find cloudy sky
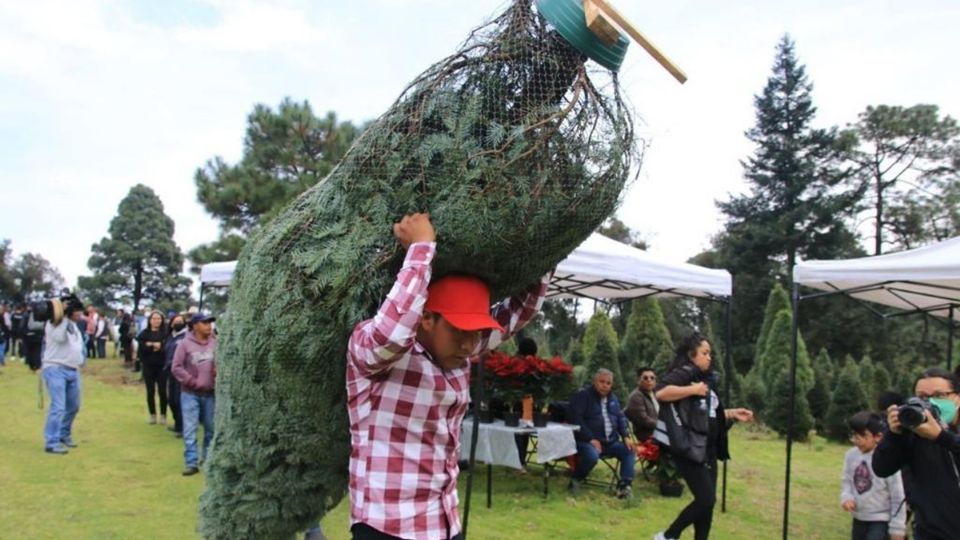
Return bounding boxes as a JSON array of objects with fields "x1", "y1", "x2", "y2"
[{"x1": 1, "y1": 0, "x2": 958, "y2": 293}]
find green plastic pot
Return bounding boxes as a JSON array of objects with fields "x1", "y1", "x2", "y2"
[{"x1": 535, "y1": 0, "x2": 629, "y2": 71}]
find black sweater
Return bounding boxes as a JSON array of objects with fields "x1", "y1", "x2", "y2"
[
  {"x1": 136, "y1": 329, "x2": 167, "y2": 367},
  {"x1": 873, "y1": 426, "x2": 960, "y2": 540}
]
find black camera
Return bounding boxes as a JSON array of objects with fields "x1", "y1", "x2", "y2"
[
  {"x1": 898, "y1": 397, "x2": 941, "y2": 430},
  {"x1": 29, "y1": 290, "x2": 85, "y2": 324}
]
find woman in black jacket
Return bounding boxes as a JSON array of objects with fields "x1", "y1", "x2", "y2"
[
  {"x1": 163, "y1": 313, "x2": 189, "y2": 436},
  {"x1": 653, "y1": 333, "x2": 753, "y2": 540},
  {"x1": 137, "y1": 311, "x2": 168, "y2": 425}
]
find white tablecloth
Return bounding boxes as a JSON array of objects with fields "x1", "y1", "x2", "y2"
[{"x1": 460, "y1": 419, "x2": 578, "y2": 469}]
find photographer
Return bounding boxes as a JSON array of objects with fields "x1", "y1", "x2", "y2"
[
  {"x1": 40, "y1": 294, "x2": 86, "y2": 454},
  {"x1": 873, "y1": 367, "x2": 960, "y2": 540}
]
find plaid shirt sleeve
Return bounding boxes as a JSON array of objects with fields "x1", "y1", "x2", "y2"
[
  {"x1": 348, "y1": 242, "x2": 434, "y2": 377},
  {"x1": 476, "y1": 273, "x2": 550, "y2": 354}
]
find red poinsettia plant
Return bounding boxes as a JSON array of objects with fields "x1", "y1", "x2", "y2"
[
  {"x1": 475, "y1": 350, "x2": 574, "y2": 409},
  {"x1": 636, "y1": 438, "x2": 680, "y2": 485}
]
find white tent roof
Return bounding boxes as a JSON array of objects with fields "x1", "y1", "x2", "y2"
[
  {"x1": 550, "y1": 233, "x2": 732, "y2": 301},
  {"x1": 198, "y1": 233, "x2": 733, "y2": 301},
  {"x1": 793, "y1": 236, "x2": 960, "y2": 319},
  {"x1": 199, "y1": 261, "x2": 237, "y2": 287}
]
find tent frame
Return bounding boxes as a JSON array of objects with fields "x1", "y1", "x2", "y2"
[
  {"x1": 782, "y1": 282, "x2": 959, "y2": 539},
  {"x1": 462, "y1": 285, "x2": 735, "y2": 540}
]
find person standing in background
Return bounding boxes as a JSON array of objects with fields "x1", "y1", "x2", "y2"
[
  {"x1": 137, "y1": 311, "x2": 168, "y2": 425},
  {"x1": 164, "y1": 313, "x2": 189, "y2": 438},
  {"x1": 172, "y1": 312, "x2": 218, "y2": 476}
]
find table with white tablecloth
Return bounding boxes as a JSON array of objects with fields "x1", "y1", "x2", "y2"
[{"x1": 460, "y1": 418, "x2": 579, "y2": 506}]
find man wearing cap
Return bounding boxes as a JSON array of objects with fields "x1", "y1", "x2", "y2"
[
  {"x1": 346, "y1": 213, "x2": 548, "y2": 540},
  {"x1": 171, "y1": 312, "x2": 218, "y2": 476}
]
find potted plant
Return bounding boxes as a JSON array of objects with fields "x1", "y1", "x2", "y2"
[
  {"x1": 476, "y1": 351, "x2": 574, "y2": 427},
  {"x1": 636, "y1": 438, "x2": 684, "y2": 497}
]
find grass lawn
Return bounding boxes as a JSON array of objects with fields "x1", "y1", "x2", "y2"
[{"x1": 0, "y1": 353, "x2": 850, "y2": 539}]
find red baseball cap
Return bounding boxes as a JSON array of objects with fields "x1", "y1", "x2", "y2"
[{"x1": 425, "y1": 275, "x2": 505, "y2": 332}]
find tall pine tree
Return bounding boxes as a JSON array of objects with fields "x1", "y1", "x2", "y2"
[
  {"x1": 714, "y1": 34, "x2": 861, "y2": 376},
  {"x1": 620, "y1": 297, "x2": 674, "y2": 379},
  {"x1": 807, "y1": 349, "x2": 835, "y2": 431},
  {"x1": 582, "y1": 310, "x2": 625, "y2": 399},
  {"x1": 824, "y1": 362, "x2": 869, "y2": 442},
  {"x1": 79, "y1": 185, "x2": 191, "y2": 311}
]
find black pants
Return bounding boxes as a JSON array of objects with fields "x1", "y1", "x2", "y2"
[
  {"x1": 86, "y1": 337, "x2": 97, "y2": 358},
  {"x1": 23, "y1": 339, "x2": 43, "y2": 371},
  {"x1": 166, "y1": 368, "x2": 182, "y2": 432},
  {"x1": 852, "y1": 519, "x2": 888, "y2": 540},
  {"x1": 142, "y1": 363, "x2": 168, "y2": 416},
  {"x1": 351, "y1": 523, "x2": 462, "y2": 540},
  {"x1": 665, "y1": 455, "x2": 718, "y2": 540}
]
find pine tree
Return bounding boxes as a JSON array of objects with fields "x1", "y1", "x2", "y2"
[
  {"x1": 78, "y1": 185, "x2": 191, "y2": 311},
  {"x1": 583, "y1": 310, "x2": 625, "y2": 399},
  {"x1": 759, "y1": 310, "x2": 814, "y2": 397},
  {"x1": 620, "y1": 297, "x2": 674, "y2": 380},
  {"x1": 741, "y1": 371, "x2": 767, "y2": 419},
  {"x1": 824, "y1": 362, "x2": 869, "y2": 442},
  {"x1": 755, "y1": 283, "x2": 791, "y2": 367},
  {"x1": 756, "y1": 308, "x2": 814, "y2": 430},
  {"x1": 873, "y1": 364, "x2": 892, "y2": 407},
  {"x1": 807, "y1": 349, "x2": 835, "y2": 431},
  {"x1": 765, "y1": 366, "x2": 815, "y2": 440},
  {"x1": 859, "y1": 355, "x2": 877, "y2": 406}
]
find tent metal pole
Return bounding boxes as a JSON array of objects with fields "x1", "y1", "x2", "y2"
[
  {"x1": 722, "y1": 296, "x2": 733, "y2": 513},
  {"x1": 198, "y1": 284, "x2": 205, "y2": 312},
  {"x1": 948, "y1": 305, "x2": 955, "y2": 371},
  {"x1": 463, "y1": 353, "x2": 486, "y2": 539},
  {"x1": 783, "y1": 283, "x2": 801, "y2": 540}
]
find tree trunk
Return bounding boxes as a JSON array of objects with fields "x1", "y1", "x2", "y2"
[
  {"x1": 133, "y1": 262, "x2": 143, "y2": 312},
  {"x1": 875, "y1": 176, "x2": 884, "y2": 255}
]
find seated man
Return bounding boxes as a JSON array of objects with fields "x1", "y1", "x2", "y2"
[{"x1": 566, "y1": 368, "x2": 636, "y2": 498}]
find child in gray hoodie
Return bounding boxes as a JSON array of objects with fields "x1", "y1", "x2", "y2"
[{"x1": 841, "y1": 411, "x2": 906, "y2": 540}]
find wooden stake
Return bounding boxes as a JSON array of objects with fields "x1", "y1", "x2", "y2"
[
  {"x1": 584, "y1": 1, "x2": 621, "y2": 46},
  {"x1": 584, "y1": 0, "x2": 687, "y2": 84}
]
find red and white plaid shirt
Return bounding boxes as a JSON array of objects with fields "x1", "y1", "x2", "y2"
[{"x1": 347, "y1": 242, "x2": 547, "y2": 540}]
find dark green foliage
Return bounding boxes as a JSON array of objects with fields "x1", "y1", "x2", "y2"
[
  {"x1": 78, "y1": 185, "x2": 191, "y2": 311},
  {"x1": 712, "y1": 35, "x2": 862, "y2": 377},
  {"x1": 582, "y1": 311, "x2": 626, "y2": 399},
  {"x1": 757, "y1": 310, "x2": 814, "y2": 400},
  {"x1": 585, "y1": 325, "x2": 626, "y2": 402},
  {"x1": 808, "y1": 349, "x2": 834, "y2": 430},
  {"x1": 765, "y1": 366, "x2": 815, "y2": 441},
  {"x1": 198, "y1": 3, "x2": 638, "y2": 538},
  {"x1": 741, "y1": 372, "x2": 767, "y2": 418},
  {"x1": 758, "y1": 310, "x2": 814, "y2": 434},
  {"x1": 824, "y1": 363, "x2": 869, "y2": 442},
  {"x1": 755, "y1": 283, "x2": 791, "y2": 367},
  {"x1": 541, "y1": 299, "x2": 583, "y2": 358},
  {"x1": 10, "y1": 252, "x2": 64, "y2": 302},
  {"x1": 620, "y1": 297, "x2": 674, "y2": 379},
  {"x1": 0, "y1": 240, "x2": 15, "y2": 302},
  {"x1": 859, "y1": 355, "x2": 876, "y2": 405},
  {"x1": 872, "y1": 364, "x2": 892, "y2": 407},
  {"x1": 848, "y1": 104, "x2": 960, "y2": 254},
  {"x1": 195, "y1": 100, "x2": 363, "y2": 235}
]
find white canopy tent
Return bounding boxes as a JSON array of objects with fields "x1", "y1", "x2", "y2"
[
  {"x1": 550, "y1": 232, "x2": 731, "y2": 301},
  {"x1": 780, "y1": 236, "x2": 960, "y2": 539},
  {"x1": 198, "y1": 233, "x2": 733, "y2": 300},
  {"x1": 199, "y1": 261, "x2": 238, "y2": 287}
]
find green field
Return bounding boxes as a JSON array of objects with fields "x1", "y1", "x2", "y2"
[{"x1": 0, "y1": 354, "x2": 849, "y2": 539}]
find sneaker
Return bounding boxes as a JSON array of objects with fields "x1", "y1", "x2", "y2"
[
  {"x1": 159, "y1": 416, "x2": 167, "y2": 426},
  {"x1": 148, "y1": 415, "x2": 157, "y2": 425},
  {"x1": 617, "y1": 485, "x2": 633, "y2": 500},
  {"x1": 567, "y1": 478, "x2": 584, "y2": 496},
  {"x1": 182, "y1": 466, "x2": 199, "y2": 476},
  {"x1": 174, "y1": 431, "x2": 183, "y2": 439},
  {"x1": 653, "y1": 533, "x2": 675, "y2": 540},
  {"x1": 60, "y1": 438, "x2": 77, "y2": 448},
  {"x1": 45, "y1": 445, "x2": 69, "y2": 455}
]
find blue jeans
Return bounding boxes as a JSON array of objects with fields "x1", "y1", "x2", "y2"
[
  {"x1": 181, "y1": 391, "x2": 215, "y2": 467},
  {"x1": 573, "y1": 439, "x2": 635, "y2": 486},
  {"x1": 43, "y1": 366, "x2": 81, "y2": 448},
  {"x1": 0, "y1": 339, "x2": 6, "y2": 364}
]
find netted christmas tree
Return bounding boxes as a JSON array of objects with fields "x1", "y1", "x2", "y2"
[{"x1": 198, "y1": 1, "x2": 640, "y2": 538}]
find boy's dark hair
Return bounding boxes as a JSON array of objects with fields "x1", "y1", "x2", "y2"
[
  {"x1": 916, "y1": 367, "x2": 959, "y2": 393},
  {"x1": 848, "y1": 410, "x2": 884, "y2": 436},
  {"x1": 877, "y1": 390, "x2": 905, "y2": 411},
  {"x1": 636, "y1": 366, "x2": 654, "y2": 378},
  {"x1": 517, "y1": 337, "x2": 538, "y2": 356}
]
